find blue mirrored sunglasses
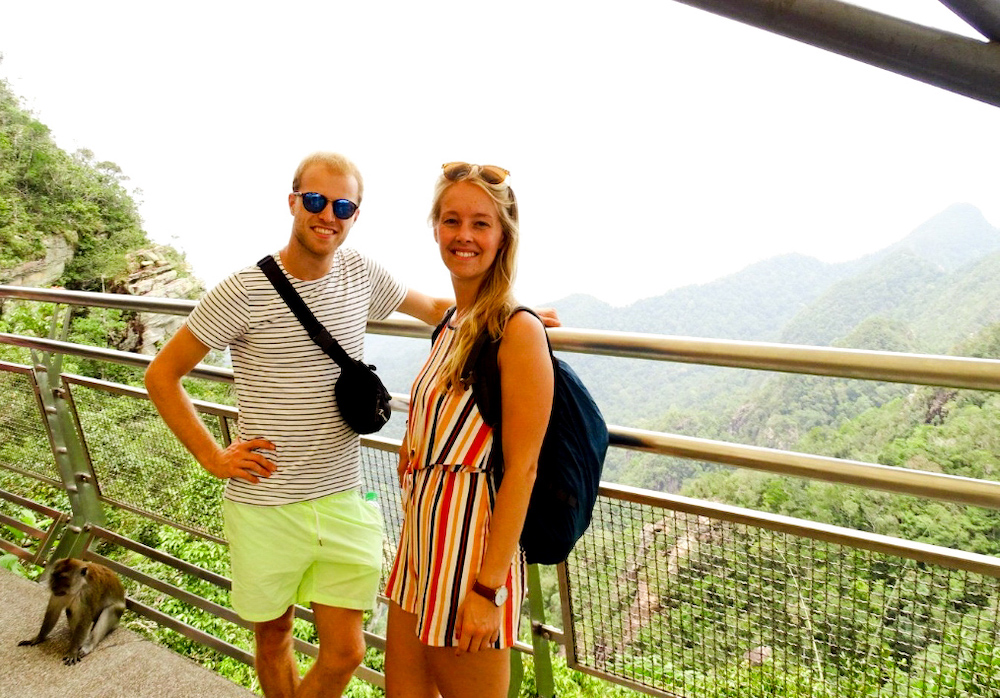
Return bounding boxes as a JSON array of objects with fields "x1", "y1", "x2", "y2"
[{"x1": 293, "y1": 192, "x2": 359, "y2": 219}]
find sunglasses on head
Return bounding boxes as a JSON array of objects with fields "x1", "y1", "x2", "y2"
[
  {"x1": 441, "y1": 162, "x2": 510, "y2": 185},
  {"x1": 293, "y1": 192, "x2": 359, "y2": 219}
]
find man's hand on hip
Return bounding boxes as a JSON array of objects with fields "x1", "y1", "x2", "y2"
[{"x1": 205, "y1": 437, "x2": 277, "y2": 483}]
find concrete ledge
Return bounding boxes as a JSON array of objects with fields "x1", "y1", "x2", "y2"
[{"x1": 0, "y1": 568, "x2": 256, "y2": 697}]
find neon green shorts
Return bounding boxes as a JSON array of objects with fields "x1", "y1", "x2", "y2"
[{"x1": 223, "y1": 490, "x2": 384, "y2": 622}]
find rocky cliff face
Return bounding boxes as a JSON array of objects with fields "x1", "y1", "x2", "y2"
[
  {"x1": 120, "y1": 247, "x2": 203, "y2": 355},
  {"x1": 2, "y1": 235, "x2": 75, "y2": 287},
  {"x1": 2, "y1": 236, "x2": 203, "y2": 355}
]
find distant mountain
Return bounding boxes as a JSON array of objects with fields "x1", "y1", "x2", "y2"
[
  {"x1": 778, "y1": 249, "x2": 945, "y2": 346},
  {"x1": 779, "y1": 204, "x2": 1000, "y2": 350},
  {"x1": 555, "y1": 253, "x2": 850, "y2": 341},
  {"x1": 545, "y1": 294, "x2": 614, "y2": 327},
  {"x1": 540, "y1": 203, "x2": 1000, "y2": 438},
  {"x1": 873, "y1": 203, "x2": 1000, "y2": 272},
  {"x1": 551, "y1": 203, "x2": 1000, "y2": 345}
]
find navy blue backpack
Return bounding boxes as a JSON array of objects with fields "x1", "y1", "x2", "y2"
[{"x1": 433, "y1": 307, "x2": 609, "y2": 565}]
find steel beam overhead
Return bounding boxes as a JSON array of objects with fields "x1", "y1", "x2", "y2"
[
  {"x1": 670, "y1": 0, "x2": 1000, "y2": 107},
  {"x1": 940, "y1": 0, "x2": 1000, "y2": 42}
]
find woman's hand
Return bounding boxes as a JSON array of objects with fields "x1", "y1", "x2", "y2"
[
  {"x1": 397, "y1": 439, "x2": 410, "y2": 487},
  {"x1": 453, "y1": 592, "x2": 502, "y2": 654},
  {"x1": 396, "y1": 432, "x2": 410, "y2": 488}
]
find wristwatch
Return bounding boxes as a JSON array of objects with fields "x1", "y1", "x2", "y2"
[{"x1": 472, "y1": 580, "x2": 509, "y2": 607}]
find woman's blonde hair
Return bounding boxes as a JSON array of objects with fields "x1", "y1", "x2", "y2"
[{"x1": 430, "y1": 166, "x2": 520, "y2": 392}]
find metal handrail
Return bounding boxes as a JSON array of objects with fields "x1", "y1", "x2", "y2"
[
  {"x1": 0, "y1": 284, "x2": 197, "y2": 315},
  {"x1": 62, "y1": 373, "x2": 238, "y2": 417},
  {"x1": 606, "y1": 482, "x2": 1000, "y2": 578},
  {"x1": 0, "y1": 333, "x2": 231, "y2": 382},
  {"x1": 615, "y1": 426, "x2": 1000, "y2": 510},
  {"x1": 6, "y1": 323, "x2": 1000, "y2": 512},
  {"x1": 5, "y1": 283, "x2": 1000, "y2": 389}
]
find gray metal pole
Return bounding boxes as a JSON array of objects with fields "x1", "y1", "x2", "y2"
[
  {"x1": 669, "y1": 0, "x2": 1000, "y2": 107},
  {"x1": 939, "y1": 0, "x2": 1000, "y2": 42}
]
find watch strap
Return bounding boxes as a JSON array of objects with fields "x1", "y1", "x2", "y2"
[{"x1": 472, "y1": 580, "x2": 503, "y2": 605}]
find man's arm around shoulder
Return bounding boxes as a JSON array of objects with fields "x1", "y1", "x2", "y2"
[
  {"x1": 397, "y1": 289, "x2": 562, "y2": 328},
  {"x1": 397, "y1": 289, "x2": 452, "y2": 326},
  {"x1": 144, "y1": 326, "x2": 276, "y2": 484}
]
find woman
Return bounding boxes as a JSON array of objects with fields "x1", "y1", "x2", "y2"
[{"x1": 384, "y1": 162, "x2": 555, "y2": 697}]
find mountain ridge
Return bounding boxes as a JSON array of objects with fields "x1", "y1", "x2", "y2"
[{"x1": 546, "y1": 202, "x2": 999, "y2": 340}]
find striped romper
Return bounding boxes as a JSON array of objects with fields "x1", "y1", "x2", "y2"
[{"x1": 385, "y1": 323, "x2": 526, "y2": 648}]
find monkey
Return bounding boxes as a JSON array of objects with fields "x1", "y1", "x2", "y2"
[{"x1": 18, "y1": 558, "x2": 126, "y2": 665}]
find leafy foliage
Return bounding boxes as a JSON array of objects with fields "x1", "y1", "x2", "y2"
[{"x1": 0, "y1": 77, "x2": 150, "y2": 287}]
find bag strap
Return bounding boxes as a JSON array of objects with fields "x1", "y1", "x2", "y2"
[
  {"x1": 461, "y1": 306, "x2": 550, "y2": 380},
  {"x1": 431, "y1": 306, "x2": 457, "y2": 344},
  {"x1": 460, "y1": 306, "x2": 551, "y2": 421},
  {"x1": 256, "y1": 255, "x2": 353, "y2": 368},
  {"x1": 459, "y1": 306, "x2": 549, "y2": 482},
  {"x1": 460, "y1": 322, "x2": 493, "y2": 390}
]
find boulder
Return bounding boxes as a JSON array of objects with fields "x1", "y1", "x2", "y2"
[
  {"x1": 123, "y1": 246, "x2": 203, "y2": 355},
  {"x1": 2, "y1": 234, "x2": 74, "y2": 287}
]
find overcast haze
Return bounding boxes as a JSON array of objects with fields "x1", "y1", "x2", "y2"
[{"x1": 1, "y1": 1, "x2": 997, "y2": 306}]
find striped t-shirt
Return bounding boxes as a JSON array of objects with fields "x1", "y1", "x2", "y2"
[{"x1": 185, "y1": 248, "x2": 407, "y2": 506}]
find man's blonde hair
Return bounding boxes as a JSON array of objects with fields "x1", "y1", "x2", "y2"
[{"x1": 292, "y1": 152, "x2": 364, "y2": 203}]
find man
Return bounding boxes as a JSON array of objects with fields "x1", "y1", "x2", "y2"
[{"x1": 145, "y1": 152, "x2": 455, "y2": 697}]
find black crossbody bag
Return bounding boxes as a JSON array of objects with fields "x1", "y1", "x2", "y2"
[{"x1": 257, "y1": 255, "x2": 392, "y2": 435}]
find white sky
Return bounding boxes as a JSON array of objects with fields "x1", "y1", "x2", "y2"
[{"x1": 1, "y1": 1, "x2": 997, "y2": 306}]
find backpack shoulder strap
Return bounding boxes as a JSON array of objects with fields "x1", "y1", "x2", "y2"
[
  {"x1": 463, "y1": 306, "x2": 548, "y2": 427},
  {"x1": 508, "y1": 306, "x2": 554, "y2": 355},
  {"x1": 431, "y1": 306, "x2": 457, "y2": 344},
  {"x1": 462, "y1": 321, "x2": 500, "y2": 426}
]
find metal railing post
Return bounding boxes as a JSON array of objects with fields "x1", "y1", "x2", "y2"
[
  {"x1": 556, "y1": 561, "x2": 579, "y2": 671},
  {"x1": 507, "y1": 649, "x2": 524, "y2": 698},
  {"x1": 29, "y1": 305, "x2": 105, "y2": 561},
  {"x1": 526, "y1": 564, "x2": 556, "y2": 697}
]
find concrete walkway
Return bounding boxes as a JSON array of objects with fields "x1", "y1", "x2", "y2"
[{"x1": 0, "y1": 568, "x2": 257, "y2": 698}]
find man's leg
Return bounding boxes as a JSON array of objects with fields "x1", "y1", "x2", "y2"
[
  {"x1": 295, "y1": 603, "x2": 366, "y2": 698},
  {"x1": 255, "y1": 606, "x2": 299, "y2": 698}
]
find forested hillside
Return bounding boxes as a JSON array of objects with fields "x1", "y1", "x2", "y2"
[
  {"x1": 0, "y1": 74, "x2": 201, "y2": 362},
  {"x1": 0, "y1": 75, "x2": 149, "y2": 288},
  {"x1": 684, "y1": 322, "x2": 1000, "y2": 554}
]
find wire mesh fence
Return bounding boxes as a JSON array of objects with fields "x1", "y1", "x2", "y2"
[
  {"x1": 0, "y1": 365, "x2": 58, "y2": 484},
  {"x1": 566, "y1": 495, "x2": 1000, "y2": 698},
  {"x1": 65, "y1": 381, "x2": 229, "y2": 540},
  {"x1": 7, "y1": 359, "x2": 1000, "y2": 698},
  {"x1": 360, "y1": 442, "x2": 404, "y2": 585}
]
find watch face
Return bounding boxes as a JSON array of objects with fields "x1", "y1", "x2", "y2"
[{"x1": 494, "y1": 586, "x2": 509, "y2": 606}]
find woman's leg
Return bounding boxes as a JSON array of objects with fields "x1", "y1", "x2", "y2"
[
  {"x1": 385, "y1": 601, "x2": 439, "y2": 698},
  {"x1": 426, "y1": 645, "x2": 510, "y2": 698}
]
